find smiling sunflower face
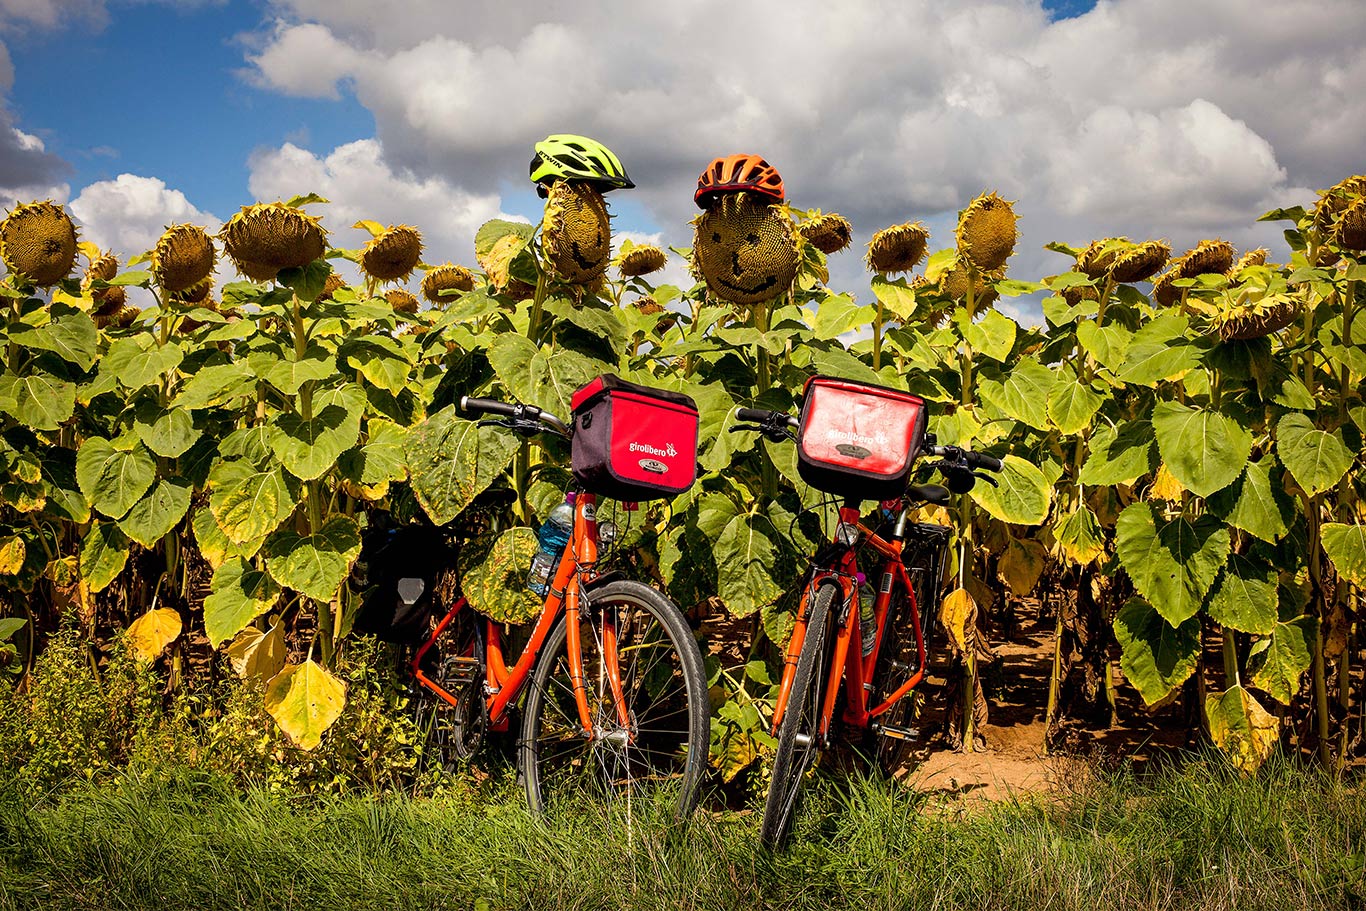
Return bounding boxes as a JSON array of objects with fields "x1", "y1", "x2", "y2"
[
  {"x1": 691, "y1": 193, "x2": 798, "y2": 306},
  {"x1": 542, "y1": 180, "x2": 612, "y2": 284}
]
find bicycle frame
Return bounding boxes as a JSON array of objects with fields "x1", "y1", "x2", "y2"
[
  {"x1": 410, "y1": 492, "x2": 632, "y2": 737},
  {"x1": 770, "y1": 502, "x2": 929, "y2": 741}
]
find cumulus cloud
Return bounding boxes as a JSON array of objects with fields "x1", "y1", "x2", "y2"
[
  {"x1": 68, "y1": 173, "x2": 221, "y2": 258},
  {"x1": 236, "y1": 0, "x2": 1365, "y2": 316}
]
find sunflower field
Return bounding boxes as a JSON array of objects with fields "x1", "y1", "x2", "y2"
[{"x1": 0, "y1": 169, "x2": 1363, "y2": 785}]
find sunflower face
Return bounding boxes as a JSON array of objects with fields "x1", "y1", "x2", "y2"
[
  {"x1": 421, "y1": 263, "x2": 475, "y2": 304},
  {"x1": 955, "y1": 192, "x2": 1017, "y2": 271},
  {"x1": 865, "y1": 222, "x2": 930, "y2": 274},
  {"x1": 220, "y1": 202, "x2": 326, "y2": 283},
  {"x1": 0, "y1": 200, "x2": 79, "y2": 286},
  {"x1": 1333, "y1": 197, "x2": 1366, "y2": 251},
  {"x1": 939, "y1": 258, "x2": 1001, "y2": 305},
  {"x1": 361, "y1": 224, "x2": 423, "y2": 283},
  {"x1": 1179, "y1": 239, "x2": 1235, "y2": 278},
  {"x1": 384, "y1": 288, "x2": 420, "y2": 314},
  {"x1": 800, "y1": 213, "x2": 853, "y2": 255},
  {"x1": 691, "y1": 193, "x2": 799, "y2": 306},
  {"x1": 152, "y1": 224, "x2": 216, "y2": 293},
  {"x1": 617, "y1": 244, "x2": 668, "y2": 278},
  {"x1": 83, "y1": 250, "x2": 124, "y2": 313},
  {"x1": 1077, "y1": 238, "x2": 1124, "y2": 279},
  {"x1": 1110, "y1": 240, "x2": 1171, "y2": 283},
  {"x1": 542, "y1": 180, "x2": 612, "y2": 283}
]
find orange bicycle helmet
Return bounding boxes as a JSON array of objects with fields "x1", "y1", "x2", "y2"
[{"x1": 694, "y1": 154, "x2": 785, "y2": 208}]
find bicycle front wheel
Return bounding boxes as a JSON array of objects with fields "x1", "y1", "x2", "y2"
[
  {"x1": 519, "y1": 580, "x2": 708, "y2": 818},
  {"x1": 760, "y1": 581, "x2": 838, "y2": 848}
]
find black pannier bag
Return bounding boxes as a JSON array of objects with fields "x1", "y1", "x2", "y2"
[
  {"x1": 351, "y1": 524, "x2": 454, "y2": 643},
  {"x1": 796, "y1": 376, "x2": 929, "y2": 500},
  {"x1": 570, "y1": 374, "x2": 700, "y2": 501}
]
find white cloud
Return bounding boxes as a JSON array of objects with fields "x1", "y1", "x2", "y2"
[{"x1": 68, "y1": 173, "x2": 221, "y2": 259}]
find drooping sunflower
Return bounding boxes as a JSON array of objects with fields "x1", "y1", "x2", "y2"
[
  {"x1": 1109, "y1": 240, "x2": 1171, "y2": 283},
  {"x1": 421, "y1": 263, "x2": 476, "y2": 304},
  {"x1": 360, "y1": 224, "x2": 423, "y2": 284},
  {"x1": 151, "y1": 224, "x2": 216, "y2": 293},
  {"x1": 1228, "y1": 248, "x2": 1269, "y2": 274},
  {"x1": 319, "y1": 272, "x2": 347, "y2": 301},
  {"x1": 542, "y1": 180, "x2": 612, "y2": 284},
  {"x1": 219, "y1": 202, "x2": 327, "y2": 283},
  {"x1": 1152, "y1": 239, "x2": 1235, "y2": 306},
  {"x1": 384, "y1": 288, "x2": 420, "y2": 315},
  {"x1": 82, "y1": 250, "x2": 126, "y2": 316},
  {"x1": 1333, "y1": 197, "x2": 1366, "y2": 251},
  {"x1": 616, "y1": 244, "x2": 668, "y2": 278},
  {"x1": 0, "y1": 200, "x2": 79, "y2": 286},
  {"x1": 691, "y1": 192, "x2": 799, "y2": 306},
  {"x1": 799, "y1": 212, "x2": 853, "y2": 255},
  {"x1": 954, "y1": 192, "x2": 1017, "y2": 271},
  {"x1": 1311, "y1": 175, "x2": 1366, "y2": 230},
  {"x1": 865, "y1": 222, "x2": 930, "y2": 274}
]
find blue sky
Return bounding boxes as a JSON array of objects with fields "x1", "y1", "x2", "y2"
[{"x1": 3, "y1": 0, "x2": 1364, "y2": 320}]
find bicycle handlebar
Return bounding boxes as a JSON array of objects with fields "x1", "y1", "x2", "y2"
[
  {"x1": 459, "y1": 396, "x2": 570, "y2": 436},
  {"x1": 735, "y1": 407, "x2": 800, "y2": 429}
]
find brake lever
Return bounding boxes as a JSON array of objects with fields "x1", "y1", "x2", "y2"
[{"x1": 973, "y1": 470, "x2": 1000, "y2": 488}]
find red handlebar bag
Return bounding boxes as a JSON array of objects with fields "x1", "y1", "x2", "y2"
[
  {"x1": 796, "y1": 376, "x2": 928, "y2": 500},
  {"x1": 571, "y1": 375, "x2": 699, "y2": 501}
]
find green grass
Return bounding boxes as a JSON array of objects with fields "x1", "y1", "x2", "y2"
[{"x1": 0, "y1": 755, "x2": 1362, "y2": 911}]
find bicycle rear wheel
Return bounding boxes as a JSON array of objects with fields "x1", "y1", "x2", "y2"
[
  {"x1": 519, "y1": 580, "x2": 708, "y2": 818},
  {"x1": 760, "y1": 581, "x2": 839, "y2": 848}
]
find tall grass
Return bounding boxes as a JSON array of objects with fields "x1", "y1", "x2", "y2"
[{"x1": 1, "y1": 754, "x2": 1361, "y2": 911}]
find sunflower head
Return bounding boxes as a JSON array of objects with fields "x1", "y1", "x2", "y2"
[
  {"x1": 799, "y1": 212, "x2": 853, "y2": 255},
  {"x1": 1214, "y1": 293, "x2": 1301, "y2": 342},
  {"x1": 152, "y1": 224, "x2": 216, "y2": 293},
  {"x1": 1228, "y1": 248, "x2": 1269, "y2": 275},
  {"x1": 319, "y1": 272, "x2": 347, "y2": 301},
  {"x1": 421, "y1": 263, "x2": 476, "y2": 304},
  {"x1": 219, "y1": 202, "x2": 327, "y2": 283},
  {"x1": 690, "y1": 192, "x2": 799, "y2": 306},
  {"x1": 1077, "y1": 238, "x2": 1124, "y2": 279},
  {"x1": 1311, "y1": 175, "x2": 1366, "y2": 229},
  {"x1": 954, "y1": 192, "x2": 1017, "y2": 271},
  {"x1": 384, "y1": 288, "x2": 420, "y2": 315},
  {"x1": 360, "y1": 224, "x2": 423, "y2": 284},
  {"x1": 1110, "y1": 240, "x2": 1171, "y2": 283},
  {"x1": 938, "y1": 257, "x2": 1001, "y2": 306},
  {"x1": 1177, "y1": 239, "x2": 1235, "y2": 278},
  {"x1": 1333, "y1": 196, "x2": 1366, "y2": 251},
  {"x1": 542, "y1": 180, "x2": 612, "y2": 284},
  {"x1": 616, "y1": 244, "x2": 668, "y2": 278},
  {"x1": 82, "y1": 250, "x2": 124, "y2": 313},
  {"x1": 865, "y1": 221, "x2": 930, "y2": 274},
  {"x1": 0, "y1": 200, "x2": 79, "y2": 286}
]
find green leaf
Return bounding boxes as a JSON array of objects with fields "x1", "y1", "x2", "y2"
[
  {"x1": 1151, "y1": 401, "x2": 1252, "y2": 498},
  {"x1": 1115, "y1": 502, "x2": 1229, "y2": 626},
  {"x1": 337, "y1": 419, "x2": 408, "y2": 498},
  {"x1": 76, "y1": 437, "x2": 157, "y2": 520},
  {"x1": 208, "y1": 460, "x2": 298, "y2": 545},
  {"x1": 259, "y1": 344, "x2": 339, "y2": 396},
  {"x1": 101, "y1": 337, "x2": 183, "y2": 390},
  {"x1": 869, "y1": 276, "x2": 918, "y2": 320},
  {"x1": 459, "y1": 527, "x2": 542, "y2": 624},
  {"x1": 810, "y1": 293, "x2": 872, "y2": 341},
  {"x1": 0, "y1": 370, "x2": 76, "y2": 430},
  {"x1": 264, "y1": 659, "x2": 347, "y2": 751},
  {"x1": 0, "y1": 617, "x2": 25, "y2": 640},
  {"x1": 1075, "y1": 320, "x2": 1132, "y2": 371},
  {"x1": 39, "y1": 448, "x2": 89, "y2": 524},
  {"x1": 714, "y1": 512, "x2": 783, "y2": 618},
  {"x1": 1250, "y1": 616, "x2": 1315, "y2": 703},
  {"x1": 1053, "y1": 504, "x2": 1104, "y2": 565},
  {"x1": 474, "y1": 219, "x2": 534, "y2": 257},
  {"x1": 1206, "y1": 553, "x2": 1277, "y2": 635},
  {"x1": 969, "y1": 454, "x2": 1051, "y2": 526},
  {"x1": 80, "y1": 522, "x2": 129, "y2": 593},
  {"x1": 1047, "y1": 376, "x2": 1104, "y2": 435},
  {"x1": 8, "y1": 307, "x2": 98, "y2": 371},
  {"x1": 343, "y1": 341, "x2": 411, "y2": 395},
  {"x1": 1276, "y1": 412, "x2": 1354, "y2": 497},
  {"x1": 960, "y1": 309, "x2": 1017, "y2": 363},
  {"x1": 1321, "y1": 523, "x2": 1366, "y2": 586},
  {"x1": 268, "y1": 402, "x2": 362, "y2": 481},
  {"x1": 175, "y1": 362, "x2": 257, "y2": 410},
  {"x1": 132, "y1": 397, "x2": 201, "y2": 458},
  {"x1": 487, "y1": 333, "x2": 608, "y2": 416},
  {"x1": 1079, "y1": 420, "x2": 1157, "y2": 486},
  {"x1": 192, "y1": 506, "x2": 264, "y2": 569},
  {"x1": 204, "y1": 557, "x2": 282, "y2": 647},
  {"x1": 977, "y1": 357, "x2": 1055, "y2": 430},
  {"x1": 1208, "y1": 458, "x2": 1293, "y2": 543},
  {"x1": 278, "y1": 259, "x2": 332, "y2": 303},
  {"x1": 1116, "y1": 314, "x2": 1199, "y2": 386},
  {"x1": 404, "y1": 406, "x2": 521, "y2": 525},
  {"x1": 264, "y1": 515, "x2": 362, "y2": 603},
  {"x1": 117, "y1": 478, "x2": 192, "y2": 548},
  {"x1": 1114, "y1": 598, "x2": 1201, "y2": 706}
]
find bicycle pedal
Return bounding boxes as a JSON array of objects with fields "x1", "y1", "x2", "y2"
[{"x1": 872, "y1": 722, "x2": 919, "y2": 741}]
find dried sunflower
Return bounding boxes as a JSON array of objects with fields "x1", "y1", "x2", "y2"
[
  {"x1": 1109, "y1": 240, "x2": 1171, "y2": 283},
  {"x1": 865, "y1": 221, "x2": 930, "y2": 273},
  {"x1": 1215, "y1": 295, "x2": 1300, "y2": 341},
  {"x1": 1311, "y1": 175, "x2": 1366, "y2": 229},
  {"x1": 617, "y1": 244, "x2": 668, "y2": 278},
  {"x1": 1152, "y1": 239, "x2": 1235, "y2": 306},
  {"x1": 543, "y1": 180, "x2": 612, "y2": 283},
  {"x1": 360, "y1": 224, "x2": 423, "y2": 284},
  {"x1": 82, "y1": 250, "x2": 125, "y2": 314},
  {"x1": 1077, "y1": 238, "x2": 1125, "y2": 279},
  {"x1": 0, "y1": 200, "x2": 78, "y2": 286},
  {"x1": 384, "y1": 288, "x2": 420, "y2": 315},
  {"x1": 691, "y1": 192, "x2": 799, "y2": 305},
  {"x1": 1333, "y1": 196, "x2": 1366, "y2": 251},
  {"x1": 799, "y1": 213, "x2": 853, "y2": 255},
  {"x1": 152, "y1": 224, "x2": 216, "y2": 293},
  {"x1": 955, "y1": 192, "x2": 1017, "y2": 271},
  {"x1": 220, "y1": 202, "x2": 326, "y2": 283},
  {"x1": 1228, "y1": 248, "x2": 1269, "y2": 274},
  {"x1": 421, "y1": 263, "x2": 476, "y2": 304},
  {"x1": 319, "y1": 272, "x2": 347, "y2": 301}
]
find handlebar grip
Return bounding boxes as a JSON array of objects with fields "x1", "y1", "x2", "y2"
[
  {"x1": 459, "y1": 396, "x2": 518, "y2": 418},
  {"x1": 967, "y1": 451, "x2": 1004, "y2": 472},
  {"x1": 736, "y1": 407, "x2": 774, "y2": 423}
]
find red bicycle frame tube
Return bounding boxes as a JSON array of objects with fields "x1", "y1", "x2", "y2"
[{"x1": 409, "y1": 492, "x2": 629, "y2": 737}]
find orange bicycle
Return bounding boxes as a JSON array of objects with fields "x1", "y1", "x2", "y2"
[
  {"x1": 383, "y1": 377, "x2": 709, "y2": 816},
  {"x1": 732, "y1": 376, "x2": 1001, "y2": 846}
]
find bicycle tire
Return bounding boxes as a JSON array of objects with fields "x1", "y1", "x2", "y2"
[
  {"x1": 410, "y1": 617, "x2": 487, "y2": 772},
  {"x1": 759, "y1": 581, "x2": 838, "y2": 848},
  {"x1": 519, "y1": 579, "x2": 708, "y2": 818},
  {"x1": 871, "y1": 525, "x2": 949, "y2": 776}
]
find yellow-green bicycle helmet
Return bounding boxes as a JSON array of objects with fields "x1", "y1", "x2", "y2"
[{"x1": 529, "y1": 134, "x2": 634, "y2": 198}]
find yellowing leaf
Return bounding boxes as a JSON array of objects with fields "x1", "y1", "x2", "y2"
[
  {"x1": 351, "y1": 219, "x2": 386, "y2": 238},
  {"x1": 225, "y1": 624, "x2": 286, "y2": 682},
  {"x1": 939, "y1": 587, "x2": 977, "y2": 657},
  {"x1": 1205, "y1": 685, "x2": 1279, "y2": 774},
  {"x1": 1149, "y1": 463, "x2": 1184, "y2": 502},
  {"x1": 998, "y1": 535, "x2": 1045, "y2": 595},
  {"x1": 126, "y1": 608, "x2": 182, "y2": 662},
  {"x1": 265, "y1": 660, "x2": 347, "y2": 751},
  {"x1": 0, "y1": 535, "x2": 25, "y2": 575}
]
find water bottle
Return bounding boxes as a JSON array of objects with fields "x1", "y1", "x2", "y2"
[
  {"x1": 857, "y1": 573, "x2": 877, "y2": 658},
  {"x1": 527, "y1": 498, "x2": 575, "y2": 595}
]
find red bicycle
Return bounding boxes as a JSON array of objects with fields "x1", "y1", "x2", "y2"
[{"x1": 732, "y1": 376, "x2": 1001, "y2": 846}]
